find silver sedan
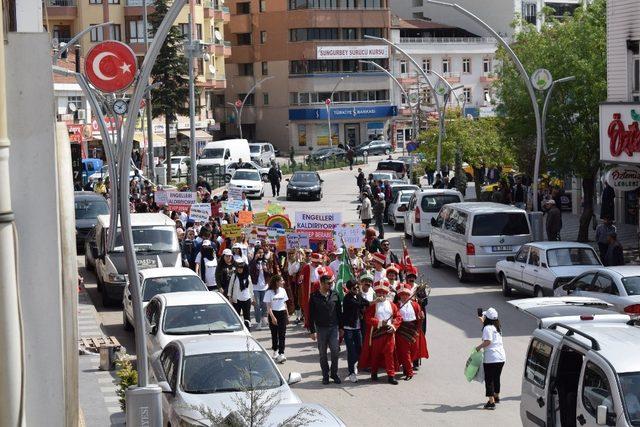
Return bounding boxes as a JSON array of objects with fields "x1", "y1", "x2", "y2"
[{"x1": 554, "y1": 265, "x2": 640, "y2": 315}]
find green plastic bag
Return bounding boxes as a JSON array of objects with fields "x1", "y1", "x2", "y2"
[{"x1": 464, "y1": 348, "x2": 484, "y2": 382}]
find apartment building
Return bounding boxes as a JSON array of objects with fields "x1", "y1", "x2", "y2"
[
  {"x1": 389, "y1": 18, "x2": 497, "y2": 142},
  {"x1": 44, "y1": 0, "x2": 230, "y2": 142},
  {"x1": 220, "y1": 0, "x2": 396, "y2": 152}
]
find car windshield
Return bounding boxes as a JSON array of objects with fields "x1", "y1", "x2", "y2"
[
  {"x1": 399, "y1": 193, "x2": 412, "y2": 204},
  {"x1": 421, "y1": 194, "x2": 461, "y2": 213},
  {"x1": 233, "y1": 171, "x2": 260, "y2": 181},
  {"x1": 112, "y1": 226, "x2": 179, "y2": 253},
  {"x1": 171, "y1": 158, "x2": 182, "y2": 164},
  {"x1": 249, "y1": 145, "x2": 261, "y2": 153},
  {"x1": 372, "y1": 173, "x2": 392, "y2": 181},
  {"x1": 162, "y1": 303, "x2": 243, "y2": 335},
  {"x1": 378, "y1": 162, "x2": 405, "y2": 173},
  {"x1": 201, "y1": 148, "x2": 225, "y2": 159},
  {"x1": 471, "y1": 212, "x2": 530, "y2": 236},
  {"x1": 75, "y1": 199, "x2": 109, "y2": 219},
  {"x1": 547, "y1": 248, "x2": 601, "y2": 267},
  {"x1": 182, "y1": 350, "x2": 282, "y2": 394},
  {"x1": 142, "y1": 276, "x2": 206, "y2": 302},
  {"x1": 621, "y1": 277, "x2": 640, "y2": 296},
  {"x1": 619, "y1": 372, "x2": 640, "y2": 425},
  {"x1": 291, "y1": 173, "x2": 318, "y2": 183}
]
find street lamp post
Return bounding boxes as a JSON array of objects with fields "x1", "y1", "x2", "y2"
[
  {"x1": 363, "y1": 35, "x2": 444, "y2": 172},
  {"x1": 541, "y1": 76, "x2": 575, "y2": 155},
  {"x1": 230, "y1": 76, "x2": 275, "y2": 140},
  {"x1": 359, "y1": 60, "x2": 417, "y2": 155},
  {"x1": 326, "y1": 75, "x2": 348, "y2": 148}
]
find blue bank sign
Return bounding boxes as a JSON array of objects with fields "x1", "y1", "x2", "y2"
[{"x1": 289, "y1": 105, "x2": 397, "y2": 121}]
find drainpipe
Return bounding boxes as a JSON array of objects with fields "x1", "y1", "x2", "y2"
[{"x1": 0, "y1": 4, "x2": 26, "y2": 426}]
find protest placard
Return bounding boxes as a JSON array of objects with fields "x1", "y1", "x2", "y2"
[
  {"x1": 167, "y1": 191, "x2": 197, "y2": 212},
  {"x1": 295, "y1": 212, "x2": 342, "y2": 243},
  {"x1": 238, "y1": 211, "x2": 253, "y2": 225},
  {"x1": 221, "y1": 224, "x2": 243, "y2": 238},
  {"x1": 225, "y1": 199, "x2": 245, "y2": 213},
  {"x1": 228, "y1": 186, "x2": 243, "y2": 200},
  {"x1": 189, "y1": 203, "x2": 212, "y2": 222},
  {"x1": 286, "y1": 233, "x2": 310, "y2": 250},
  {"x1": 253, "y1": 211, "x2": 269, "y2": 225},
  {"x1": 333, "y1": 223, "x2": 365, "y2": 248},
  {"x1": 154, "y1": 191, "x2": 168, "y2": 206},
  {"x1": 267, "y1": 202, "x2": 285, "y2": 215}
]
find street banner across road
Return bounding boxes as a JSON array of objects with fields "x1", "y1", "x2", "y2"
[{"x1": 189, "y1": 203, "x2": 211, "y2": 222}]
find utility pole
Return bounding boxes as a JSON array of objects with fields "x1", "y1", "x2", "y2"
[
  {"x1": 187, "y1": 13, "x2": 198, "y2": 190},
  {"x1": 228, "y1": 76, "x2": 274, "y2": 141},
  {"x1": 326, "y1": 75, "x2": 348, "y2": 148},
  {"x1": 143, "y1": 0, "x2": 155, "y2": 181}
]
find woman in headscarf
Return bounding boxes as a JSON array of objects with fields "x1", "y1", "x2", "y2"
[{"x1": 228, "y1": 260, "x2": 253, "y2": 329}]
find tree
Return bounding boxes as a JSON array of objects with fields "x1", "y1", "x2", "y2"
[
  {"x1": 494, "y1": 0, "x2": 606, "y2": 240},
  {"x1": 148, "y1": 0, "x2": 189, "y2": 181}
]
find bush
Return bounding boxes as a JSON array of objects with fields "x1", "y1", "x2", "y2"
[{"x1": 115, "y1": 354, "x2": 138, "y2": 412}]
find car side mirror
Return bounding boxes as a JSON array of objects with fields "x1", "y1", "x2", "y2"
[
  {"x1": 430, "y1": 217, "x2": 437, "y2": 226},
  {"x1": 320, "y1": 179, "x2": 324, "y2": 183},
  {"x1": 506, "y1": 256, "x2": 515, "y2": 262},
  {"x1": 287, "y1": 372, "x2": 302, "y2": 385},
  {"x1": 158, "y1": 380, "x2": 173, "y2": 394},
  {"x1": 149, "y1": 324, "x2": 158, "y2": 335}
]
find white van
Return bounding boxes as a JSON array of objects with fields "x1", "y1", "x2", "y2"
[
  {"x1": 510, "y1": 297, "x2": 640, "y2": 427},
  {"x1": 197, "y1": 139, "x2": 251, "y2": 169},
  {"x1": 249, "y1": 142, "x2": 276, "y2": 166},
  {"x1": 403, "y1": 189, "x2": 464, "y2": 246},
  {"x1": 428, "y1": 202, "x2": 532, "y2": 282},
  {"x1": 94, "y1": 213, "x2": 181, "y2": 306}
]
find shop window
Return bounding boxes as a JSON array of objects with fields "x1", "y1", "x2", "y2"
[{"x1": 298, "y1": 124, "x2": 307, "y2": 146}]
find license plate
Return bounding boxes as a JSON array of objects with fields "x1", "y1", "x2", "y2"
[
  {"x1": 299, "y1": 191, "x2": 307, "y2": 195},
  {"x1": 492, "y1": 245, "x2": 512, "y2": 252}
]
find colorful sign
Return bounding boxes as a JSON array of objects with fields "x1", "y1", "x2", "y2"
[
  {"x1": 289, "y1": 105, "x2": 397, "y2": 121},
  {"x1": 333, "y1": 223, "x2": 366, "y2": 248},
  {"x1": 84, "y1": 41, "x2": 137, "y2": 93},
  {"x1": 265, "y1": 214, "x2": 292, "y2": 229},
  {"x1": 316, "y1": 45, "x2": 389, "y2": 60},
  {"x1": 166, "y1": 191, "x2": 197, "y2": 212},
  {"x1": 605, "y1": 165, "x2": 640, "y2": 191},
  {"x1": 221, "y1": 224, "x2": 243, "y2": 238},
  {"x1": 286, "y1": 233, "x2": 310, "y2": 250},
  {"x1": 238, "y1": 211, "x2": 253, "y2": 225},
  {"x1": 228, "y1": 187, "x2": 243, "y2": 200},
  {"x1": 600, "y1": 104, "x2": 640, "y2": 164},
  {"x1": 253, "y1": 211, "x2": 269, "y2": 225},
  {"x1": 225, "y1": 199, "x2": 245, "y2": 212},
  {"x1": 295, "y1": 212, "x2": 342, "y2": 242},
  {"x1": 189, "y1": 203, "x2": 211, "y2": 222},
  {"x1": 266, "y1": 202, "x2": 285, "y2": 215}
]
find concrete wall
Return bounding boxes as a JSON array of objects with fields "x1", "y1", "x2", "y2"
[
  {"x1": 607, "y1": 0, "x2": 640, "y2": 101},
  {"x1": 7, "y1": 32, "x2": 66, "y2": 426}
]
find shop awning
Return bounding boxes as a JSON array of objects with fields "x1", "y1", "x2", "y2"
[
  {"x1": 178, "y1": 130, "x2": 214, "y2": 142},
  {"x1": 133, "y1": 132, "x2": 166, "y2": 148}
]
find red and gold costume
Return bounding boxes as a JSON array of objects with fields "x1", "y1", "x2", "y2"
[
  {"x1": 300, "y1": 253, "x2": 323, "y2": 329},
  {"x1": 395, "y1": 284, "x2": 429, "y2": 378}
]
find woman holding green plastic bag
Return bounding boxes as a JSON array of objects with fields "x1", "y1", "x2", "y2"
[{"x1": 474, "y1": 307, "x2": 506, "y2": 410}]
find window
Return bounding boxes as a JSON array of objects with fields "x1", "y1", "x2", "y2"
[
  {"x1": 197, "y1": 58, "x2": 204, "y2": 75},
  {"x1": 546, "y1": 248, "x2": 600, "y2": 267},
  {"x1": 422, "y1": 58, "x2": 431, "y2": 73},
  {"x1": 483, "y1": 88, "x2": 491, "y2": 103},
  {"x1": 446, "y1": 210, "x2": 467, "y2": 235},
  {"x1": 238, "y1": 63, "x2": 254, "y2": 76},
  {"x1": 412, "y1": 0, "x2": 423, "y2": 6},
  {"x1": 515, "y1": 246, "x2": 530, "y2": 263},
  {"x1": 260, "y1": 31, "x2": 267, "y2": 44},
  {"x1": 400, "y1": 60, "x2": 407, "y2": 74},
  {"x1": 108, "y1": 0, "x2": 119, "y2": 4},
  {"x1": 412, "y1": 11, "x2": 425, "y2": 19},
  {"x1": 421, "y1": 195, "x2": 462, "y2": 213},
  {"x1": 582, "y1": 362, "x2": 613, "y2": 417},
  {"x1": 525, "y1": 339, "x2": 552, "y2": 388},
  {"x1": 344, "y1": 0, "x2": 356, "y2": 8},
  {"x1": 89, "y1": 25, "x2": 103, "y2": 42},
  {"x1": 463, "y1": 87, "x2": 472, "y2": 103},
  {"x1": 342, "y1": 28, "x2": 357, "y2": 40},
  {"x1": 362, "y1": 0, "x2": 381, "y2": 8},
  {"x1": 237, "y1": 33, "x2": 251, "y2": 45},
  {"x1": 259, "y1": 0, "x2": 266, "y2": 11},
  {"x1": 212, "y1": 94, "x2": 225, "y2": 107},
  {"x1": 289, "y1": 0, "x2": 338, "y2": 9},
  {"x1": 462, "y1": 58, "x2": 471, "y2": 74},
  {"x1": 196, "y1": 24, "x2": 202, "y2": 40},
  {"x1": 442, "y1": 58, "x2": 450, "y2": 73},
  {"x1": 574, "y1": 273, "x2": 596, "y2": 291},
  {"x1": 633, "y1": 55, "x2": 640, "y2": 96},
  {"x1": 594, "y1": 274, "x2": 618, "y2": 295},
  {"x1": 298, "y1": 124, "x2": 307, "y2": 146},
  {"x1": 237, "y1": 1, "x2": 250, "y2": 14},
  {"x1": 522, "y1": 2, "x2": 538, "y2": 25},
  {"x1": 261, "y1": 61, "x2": 268, "y2": 76},
  {"x1": 89, "y1": 0, "x2": 101, "y2": 4},
  {"x1": 238, "y1": 93, "x2": 254, "y2": 106},
  {"x1": 109, "y1": 24, "x2": 121, "y2": 41},
  {"x1": 128, "y1": 20, "x2": 146, "y2": 43},
  {"x1": 179, "y1": 23, "x2": 189, "y2": 37},
  {"x1": 528, "y1": 248, "x2": 540, "y2": 266},
  {"x1": 362, "y1": 28, "x2": 383, "y2": 39},
  {"x1": 471, "y1": 213, "x2": 530, "y2": 236},
  {"x1": 263, "y1": 93, "x2": 269, "y2": 105},
  {"x1": 483, "y1": 58, "x2": 492, "y2": 73},
  {"x1": 290, "y1": 28, "x2": 339, "y2": 42}
]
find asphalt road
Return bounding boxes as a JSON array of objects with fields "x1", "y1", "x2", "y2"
[{"x1": 79, "y1": 153, "x2": 536, "y2": 426}]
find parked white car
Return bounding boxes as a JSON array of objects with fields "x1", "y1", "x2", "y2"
[
  {"x1": 145, "y1": 291, "x2": 249, "y2": 359},
  {"x1": 165, "y1": 156, "x2": 190, "y2": 178},
  {"x1": 224, "y1": 160, "x2": 269, "y2": 182},
  {"x1": 496, "y1": 242, "x2": 602, "y2": 298},
  {"x1": 554, "y1": 266, "x2": 640, "y2": 315},
  {"x1": 123, "y1": 267, "x2": 208, "y2": 331},
  {"x1": 228, "y1": 169, "x2": 264, "y2": 199},
  {"x1": 388, "y1": 189, "x2": 415, "y2": 230},
  {"x1": 249, "y1": 142, "x2": 276, "y2": 166},
  {"x1": 150, "y1": 335, "x2": 302, "y2": 426},
  {"x1": 404, "y1": 189, "x2": 463, "y2": 246}
]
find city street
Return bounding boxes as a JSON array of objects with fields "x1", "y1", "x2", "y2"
[{"x1": 79, "y1": 155, "x2": 537, "y2": 426}]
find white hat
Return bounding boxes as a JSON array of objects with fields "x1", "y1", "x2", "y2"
[
  {"x1": 378, "y1": 193, "x2": 385, "y2": 199},
  {"x1": 545, "y1": 199, "x2": 556, "y2": 205},
  {"x1": 233, "y1": 255, "x2": 244, "y2": 263},
  {"x1": 232, "y1": 242, "x2": 242, "y2": 249},
  {"x1": 202, "y1": 239, "x2": 212, "y2": 247},
  {"x1": 222, "y1": 248, "x2": 233, "y2": 256},
  {"x1": 483, "y1": 308, "x2": 499, "y2": 320}
]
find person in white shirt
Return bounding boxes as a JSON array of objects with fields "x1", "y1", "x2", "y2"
[
  {"x1": 264, "y1": 274, "x2": 289, "y2": 363},
  {"x1": 194, "y1": 240, "x2": 217, "y2": 291},
  {"x1": 329, "y1": 248, "x2": 343, "y2": 278},
  {"x1": 228, "y1": 261, "x2": 253, "y2": 329},
  {"x1": 359, "y1": 273, "x2": 375, "y2": 303},
  {"x1": 476, "y1": 307, "x2": 506, "y2": 410}
]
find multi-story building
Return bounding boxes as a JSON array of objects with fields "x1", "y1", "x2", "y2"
[
  {"x1": 389, "y1": 18, "x2": 497, "y2": 142},
  {"x1": 390, "y1": 0, "x2": 585, "y2": 37},
  {"x1": 221, "y1": 0, "x2": 396, "y2": 152},
  {"x1": 44, "y1": 0, "x2": 230, "y2": 149}
]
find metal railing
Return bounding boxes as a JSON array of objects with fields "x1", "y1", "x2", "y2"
[
  {"x1": 47, "y1": 0, "x2": 76, "y2": 6},
  {"x1": 443, "y1": 72, "x2": 461, "y2": 78},
  {"x1": 125, "y1": 0, "x2": 154, "y2": 5},
  {"x1": 399, "y1": 37, "x2": 496, "y2": 44}
]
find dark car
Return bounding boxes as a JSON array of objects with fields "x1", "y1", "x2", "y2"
[
  {"x1": 308, "y1": 147, "x2": 346, "y2": 162},
  {"x1": 286, "y1": 171, "x2": 324, "y2": 201},
  {"x1": 75, "y1": 192, "x2": 109, "y2": 252},
  {"x1": 355, "y1": 140, "x2": 392, "y2": 156}
]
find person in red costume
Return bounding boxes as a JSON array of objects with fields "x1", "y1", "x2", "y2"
[
  {"x1": 359, "y1": 280, "x2": 402, "y2": 385},
  {"x1": 394, "y1": 283, "x2": 429, "y2": 381},
  {"x1": 300, "y1": 253, "x2": 324, "y2": 329}
]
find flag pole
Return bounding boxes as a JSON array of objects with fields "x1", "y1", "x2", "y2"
[{"x1": 339, "y1": 235, "x2": 357, "y2": 278}]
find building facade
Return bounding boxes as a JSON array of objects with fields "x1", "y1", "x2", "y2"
[{"x1": 221, "y1": 0, "x2": 395, "y2": 152}]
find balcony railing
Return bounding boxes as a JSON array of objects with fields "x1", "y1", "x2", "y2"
[
  {"x1": 47, "y1": 0, "x2": 76, "y2": 6},
  {"x1": 399, "y1": 37, "x2": 496, "y2": 44},
  {"x1": 126, "y1": 0, "x2": 154, "y2": 6}
]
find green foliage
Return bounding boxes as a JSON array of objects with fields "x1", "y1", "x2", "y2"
[
  {"x1": 494, "y1": 0, "x2": 606, "y2": 180},
  {"x1": 115, "y1": 354, "x2": 137, "y2": 412}
]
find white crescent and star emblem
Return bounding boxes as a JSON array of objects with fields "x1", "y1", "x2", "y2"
[
  {"x1": 84, "y1": 41, "x2": 137, "y2": 93},
  {"x1": 91, "y1": 51, "x2": 119, "y2": 81}
]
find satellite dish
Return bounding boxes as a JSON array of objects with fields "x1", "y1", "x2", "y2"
[
  {"x1": 203, "y1": 53, "x2": 211, "y2": 62},
  {"x1": 214, "y1": 30, "x2": 223, "y2": 42},
  {"x1": 208, "y1": 64, "x2": 217, "y2": 74},
  {"x1": 68, "y1": 102, "x2": 77, "y2": 112}
]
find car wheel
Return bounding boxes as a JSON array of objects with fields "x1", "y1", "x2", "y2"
[
  {"x1": 456, "y1": 257, "x2": 468, "y2": 283},
  {"x1": 384, "y1": 148, "x2": 390, "y2": 155},
  {"x1": 501, "y1": 274, "x2": 512, "y2": 297},
  {"x1": 429, "y1": 245, "x2": 441, "y2": 268},
  {"x1": 534, "y1": 286, "x2": 544, "y2": 298},
  {"x1": 123, "y1": 310, "x2": 133, "y2": 331}
]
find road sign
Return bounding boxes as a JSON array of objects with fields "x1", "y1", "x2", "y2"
[
  {"x1": 85, "y1": 41, "x2": 137, "y2": 93},
  {"x1": 325, "y1": 98, "x2": 332, "y2": 106},
  {"x1": 435, "y1": 81, "x2": 448, "y2": 96},
  {"x1": 235, "y1": 99, "x2": 243, "y2": 108},
  {"x1": 531, "y1": 69, "x2": 553, "y2": 91}
]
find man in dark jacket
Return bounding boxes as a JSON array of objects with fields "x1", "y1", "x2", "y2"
[
  {"x1": 604, "y1": 232, "x2": 625, "y2": 266},
  {"x1": 342, "y1": 280, "x2": 369, "y2": 383},
  {"x1": 267, "y1": 163, "x2": 282, "y2": 197},
  {"x1": 601, "y1": 181, "x2": 615, "y2": 220},
  {"x1": 545, "y1": 199, "x2": 562, "y2": 241},
  {"x1": 356, "y1": 168, "x2": 365, "y2": 192},
  {"x1": 373, "y1": 193, "x2": 386, "y2": 239},
  {"x1": 308, "y1": 272, "x2": 343, "y2": 385}
]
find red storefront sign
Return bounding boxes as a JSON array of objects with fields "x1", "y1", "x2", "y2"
[
  {"x1": 67, "y1": 124, "x2": 84, "y2": 143},
  {"x1": 600, "y1": 104, "x2": 640, "y2": 164}
]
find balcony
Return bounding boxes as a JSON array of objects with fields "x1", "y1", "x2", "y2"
[
  {"x1": 228, "y1": 13, "x2": 251, "y2": 34},
  {"x1": 45, "y1": 0, "x2": 77, "y2": 19},
  {"x1": 398, "y1": 37, "x2": 496, "y2": 44},
  {"x1": 125, "y1": 0, "x2": 155, "y2": 15},
  {"x1": 197, "y1": 77, "x2": 226, "y2": 90},
  {"x1": 480, "y1": 71, "x2": 497, "y2": 82},
  {"x1": 397, "y1": 75, "x2": 418, "y2": 85},
  {"x1": 443, "y1": 72, "x2": 461, "y2": 83},
  {"x1": 399, "y1": 107, "x2": 413, "y2": 116},
  {"x1": 204, "y1": 2, "x2": 230, "y2": 22}
]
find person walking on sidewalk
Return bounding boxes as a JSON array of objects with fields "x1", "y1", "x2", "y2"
[
  {"x1": 228, "y1": 260, "x2": 253, "y2": 329},
  {"x1": 476, "y1": 308, "x2": 506, "y2": 410},
  {"x1": 604, "y1": 232, "x2": 625, "y2": 267},
  {"x1": 544, "y1": 199, "x2": 562, "y2": 241},
  {"x1": 343, "y1": 280, "x2": 369, "y2": 383},
  {"x1": 308, "y1": 270, "x2": 344, "y2": 385},
  {"x1": 596, "y1": 216, "x2": 616, "y2": 261},
  {"x1": 373, "y1": 193, "x2": 386, "y2": 239},
  {"x1": 601, "y1": 181, "x2": 615, "y2": 220},
  {"x1": 346, "y1": 146, "x2": 355, "y2": 170},
  {"x1": 268, "y1": 162, "x2": 282, "y2": 197},
  {"x1": 250, "y1": 246, "x2": 272, "y2": 329},
  {"x1": 265, "y1": 274, "x2": 289, "y2": 363},
  {"x1": 359, "y1": 192, "x2": 373, "y2": 228}
]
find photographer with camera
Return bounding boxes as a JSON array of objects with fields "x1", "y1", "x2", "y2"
[{"x1": 475, "y1": 307, "x2": 506, "y2": 410}]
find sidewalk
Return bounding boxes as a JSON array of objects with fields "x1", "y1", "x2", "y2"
[{"x1": 78, "y1": 285, "x2": 125, "y2": 427}]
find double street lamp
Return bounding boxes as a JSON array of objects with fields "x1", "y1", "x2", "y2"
[
  {"x1": 228, "y1": 75, "x2": 274, "y2": 140},
  {"x1": 325, "y1": 75, "x2": 349, "y2": 148}
]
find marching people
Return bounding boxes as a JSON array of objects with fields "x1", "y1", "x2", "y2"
[
  {"x1": 359, "y1": 280, "x2": 402, "y2": 385},
  {"x1": 364, "y1": 227, "x2": 382, "y2": 253},
  {"x1": 216, "y1": 248, "x2": 235, "y2": 296},
  {"x1": 596, "y1": 216, "x2": 616, "y2": 261},
  {"x1": 342, "y1": 279, "x2": 369, "y2": 383},
  {"x1": 300, "y1": 252, "x2": 324, "y2": 329},
  {"x1": 476, "y1": 308, "x2": 506, "y2": 410},
  {"x1": 371, "y1": 252, "x2": 387, "y2": 282},
  {"x1": 394, "y1": 284, "x2": 429, "y2": 381},
  {"x1": 385, "y1": 264, "x2": 400, "y2": 293},
  {"x1": 373, "y1": 193, "x2": 386, "y2": 239},
  {"x1": 194, "y1": 240, "x2": 217, "y2": 292},
  {"x1": 228, "y1": 260, "x2": 253, "y2": 329},
  {"x1": 285, "y1": 249, "x2": 304, "y2": 323},
  {"x1": 359, "y1": 272, "x2": 375, "y2": 303},
  {"x1": 250, "y1": 246, "x2": 272, "y2": 329},
  {"x1": 356, "y1": 168, "x2": 366, "y2": 192},
  {"x1": 308, "y1": 268, "x2": 344, "y2": 385},
  {"x1": 265, "y1": 274, "x2": 289, "y2": 363},
  {"x1": 380, "y1": 239, "x2": 400, "y2": 266}
]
